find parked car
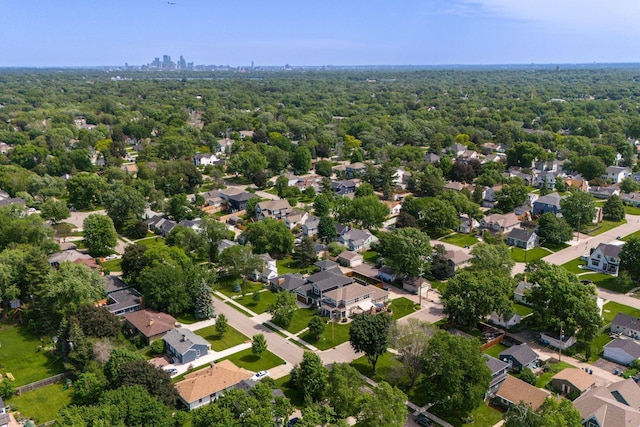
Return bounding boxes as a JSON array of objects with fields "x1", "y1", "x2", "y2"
[
  {"x1": 287, "y1": 417, "x2": 299, "y2": 427},
  {"x1": 164, "y1": 368, "x2": 178, "y2": 376},
  {"x1": 105, "y1": 254, "x2": 118, "y2": 260},
  {"x1": 251, "y1": 370, "x2": 269, "y2": 381},
  {"x1": 416, "y1": 413, "x2": 433, "y2": 427}
]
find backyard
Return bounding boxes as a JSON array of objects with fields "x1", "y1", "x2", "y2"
[
  {"x1": 7, "y1": 382, "x2": 73, "y2": 424},
  {"x1": 300, "y1": 321, "x2": 351, "y2": 350},
  {"x1": 483, "y1": 343, "x2": 509, "y2": 359},
  {"x1": 535, "y1": 360, "x2": 575, "y2": 388},
  {"x1": 276, "y1": 257, "x2": 317, "y2": 275},
  {"x1": 0, "y1": 324, "x2": 64, "y2": 387},
  {"x1": 217, "y1": 277, "x2": 265, "y2": 298},
  {"x1": 439, "y1": 233, "x2": 479, "y2": 248},
  {"x1": 602, "y1": 301, "x2": 640, "y2": 323},
  {"x1": 389, "y1": 297, "x2": 417, "y2": 320},
  {"x1": 194, "y1": 324, "x2": 250, "y2": 351}
]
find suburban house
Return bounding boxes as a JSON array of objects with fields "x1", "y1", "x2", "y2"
[
  {"x1": 338, "y1": 227, "x2": 377, "y2": 252},
  {"x1": 331, "y1": 180, "x2": 357, "y2": 195},
  {"x1": 588, "y1": 243, "x2": 623, "y2": 275},
  {"x1": 269, "y1": 273, "x2": 306, "y2": 293},
  {"x1": 540, "y1": 331, "x2": 577, "y2": 350},
  {"x1": 193, "y1": 153, "x2": 219, "y2": 167},
  {"x1": 345, "y1": 162, "x2": 366, "y2": 178},
  {"x1": 256, "y1": 199, "x2": 292, "y2": 220},
  {"x1": 315, "y1": 259, "x2": 341, "y2": 272},
  {"x1": 302, "y1": 215, "x2": 320, "y2": 236},
  {"x1": 217, "y1": 239, "x2": 237, "y2": 254},
  {"x1": 200, "y1": 190, "x2": 224, "y2": 209},
  {"x1": 402, "y1": 276, "x2": 429, "y2": 295},
  {"x1": 604, "y1": 166, "x2": 632, "y2": 183},
  {"x1": 337, "y1": 251, "x2": 363, "y2": 267},
  {"x1": 620, "y1": 191, "x2": 640, "y2": 207},
  {"x1": 506, "y1": 228, "x2": 539, "y2": 250},
  {"x1": 256, "y1": 253, "x2": 278, "y2": 282},
  {"x1": 302, "y1": 269, "x2": 354, "y2": 306},
  {"x1": 48, "y1": 249, "x2": 96, "y2": 269},
  {"x1": 499, "y1": 344, "x2": 539, "y2": 372},
  {"x1": 479, "y1": 212, "x2": 520, "y2": 234},
  {"x1": 494, "y1": 375, "x2": 550, "y2": 411},
  {"x1": 514, "y1": 281, "x2": 535, "y2": 306},
  {"x1": 611, "y1": 313, "x2": 640, "y2": 340},
  {"x1": 175, "y1": 360, "x2": 253, "y2": 410},
  {"x1": 564, "y1": 177, "x2": 589, "y2": 192},
  {"x1": 423, "y1": 152, "x2": 441, "y2": 163},
  {"x1": 100, "y1": 275, "x2": 142, "y2": 317},
  {"x1": 603, "y1": 338, "x2": 640, "y2": 366},
  {"x1": 589, "y1": 186, "x2": 620, "y2": 199},
  {"x1": 573, "y1": 379, "x2": 640, "y2": 427},
  {"x1": 377, "y1": 266, "x2": 398, "y2": 283},
  {"x1": 445, "y1": 249, "x2": 472, "y2": 270},
  {"x1": 216, "y1": 138, "x2": 234, "y2": 153},
  {"x1": 551, "y1": 368, "x2": 595, "y2": 395},
  {"x1": 145, "y1": 215, "x2": 177, "y2": 237},
  {"x1": 163, "y1": 328, "x2": 210, "y2": 364},
  {"x1": 226, "y1": 192, "x2": 254, "y2": 213},
  {"x1": 489, "y1": 311, "x2": 523, "y2": 329},
  {"x1": 484, "y1": 355, "x2": 509, "y2": 397},
  {"x1": 124, "y1": 309, "x2": 177, "y2": 344},
  {"x1": 458, "y1": 215, "x2": 479, "y2": 234},
  {"x1": 532, "y1": 192, "x2": 563, "y2": 216},
  {"x1": 320, "y1": 282, "x2": 389, "y2": 319},
  {"x1": 284, "y1": 209, "x2": 308, "y2": 230}
]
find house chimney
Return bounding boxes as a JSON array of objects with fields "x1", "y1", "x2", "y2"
[
  {"x1": 149, "y1": 320, "x2": 154, "y2": 326},
  {"x1": 181, "y1": 334, "x2": 186, "y2": 342}
]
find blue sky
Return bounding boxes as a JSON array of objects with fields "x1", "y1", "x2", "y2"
[{"x1": 1, "y1": 0, "x2": 639, "y2": 67}]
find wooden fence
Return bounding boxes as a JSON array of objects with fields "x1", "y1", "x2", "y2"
[{"x1": 15, "y1": 372, "x2": 69, "y2": 395}]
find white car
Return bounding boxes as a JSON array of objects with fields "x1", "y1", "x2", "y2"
[
  {"x1": 251, "y1": 370, "x2": 269, "y2": 381},
  {"x1": 105, "y1": 254, "x2": 118, "y2": 260}
]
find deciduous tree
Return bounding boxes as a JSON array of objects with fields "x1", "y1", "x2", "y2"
[
  {"x1": 349, "y1": 313, "x2": 393, "y2": 374},
  {"x1": 268, "y1": 290, "x2": 298, "y2": 328},
  {"x1": 291, "y1": 351, "x2": 328, "y2": 402},
  {"x1": 251, "y1": 333, "x2": 267, "y2": 358},
  {"x1": 560, "y1": 191, "x2": 596, "y2": 232},
  {"x1": 83, "y1": 214, "x2": 117, "y2": 256},
  {"x1": 378, "y1": 227, "x2": 431, "y2": 278},
  {"x1": 357, "y1": 381, "x2": 407, "y2": 427}
]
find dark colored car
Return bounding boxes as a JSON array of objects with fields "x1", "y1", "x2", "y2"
[
  {"x1": 416, "y1": 413, "x2": 432, "y2": 427},
  {"x1": 287, "y1": 417, "x2": 299, "y2": 426}
]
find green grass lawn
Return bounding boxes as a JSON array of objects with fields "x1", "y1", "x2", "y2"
[
  {"x1": 217, "y1": 277, "x2": 265, "y2": 298},
  {"x1": 99, "y1": 258, "x2": 122, "y2": 272},
  {"x1": 274, "y1": 375, "x2": 305, "y2": 407},
  {"x1": 300, "y1": 321, "x2": 351, "y2": 350},
  {"x1": 389, "y1": 297, "x2": 417, "y2": 320},
  {"x1": 462, "y1": 402, "x2": 503, "y2": 427},
  {"x1": 194, "y1": 324, "x2": 249, "y2": 351},
  {"x1": 7, "y1": 382, "x2": 73, "y2": 424},
  {"x1": 235, "y1": 290, "x2": 278, "y2": 314},
  {"x1": 541, "y1": 241, "x2": 570, "y2": 252},
  {"x1": 585, "y1": 219, "x2": 627, "y2": 236},
  {"x1": 175, "y1": 313, "x2": 199, "y2": 325},
  {"x1": 219, "y1": 348, "x2": 285, "y2": 372},
  {"x1": 224, "y1": 301, "x2": 254, "y2": 317},
  {"x1": 536, "y1": 360, "x2": 574, "y2": 388},
  {"x1": 0, "y1": 324, "x2": 64, "y2": 387},
  {"x1": 579, "y1": 272, "x2": 630, "y2": 293},
  {"x1": 440, "y1": 233, "x2": 479, "y2": 247},
  {"x1": 135, "y1": 236, "x2": 168, "y2": 250},
  {"x1": 602, "y1": 301, "x2": 640, "y2": 323},
  {"x1": 350, "y1": 351, "x2": 404, "y2": 384},
  {"x1": 509, "y1": 247, "x2": 551, "y2": 263},
  {"x1": 276, "y1": 257, "x2": 316, "y2": 275},
  {"x1": 577, "y1": 327, "x2": 612, "y2": 363},
  {"x1": 285, "y1": 308, "x2": 319, "y2": 334},
  {"x1": 361, "y1": 250, "x2": 379, "y2": 265},
  {"x1": 623, "y1": 205, "x2": 640, "y2": 215},
  {"x1": 622, "y1": 229, "x2": 640, "y2": 241},
  {"x1": 561, "y1": 257, "x2": 587, "y2": 275},
  {"x1": 484, "y1": 343, "x2": 508, "y2": 359},
  {"x1": 512, "y1": 303, "x2": 533, "y2": 316}
]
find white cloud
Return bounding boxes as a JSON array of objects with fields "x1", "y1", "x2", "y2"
[{"x1": 459, "y1": 0, "x2": 640, "y2": 28}]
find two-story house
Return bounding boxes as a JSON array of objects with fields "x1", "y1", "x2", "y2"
[
  {"x1": 302, "y1": 215, "x2": 320, "y2": 236},
  {"x1": 226, "y1": 192, "x2": 254, "y2": 213},
  {"x1": 338, "y1": 227, "x2": 377, "y2": 252},
  {"x1": 587, "y1": 243, "x2": 623, "y2": 275},
  {"x1": 321, "y1": 282, "x2": 389, "y2": 319},
  {"x1": 163, "y1": 328, "x2": 211, "y2": 364},
  {"x1": 532, "y1": 192, "x2": 563, "y2": 216},
  {"x1": 345, "y1": 162, "x2": 367, "y2": 178},
  {"x1": 193, "y1": 153, "x2": 219, "y2": 167},
  {"x1": 603, "y1": 166, "x2": 632, "y2": 183},
  {"x1": 506, "y1": 228, "x2": 539, "y2": 250},
  {"x1": 479, "y1": 212, "x2": 520, "y2": 234},
  {"x1": 611, "y1": 313, "x2": 640, "y2": 340},
  {"x1": 256, "y1": 199, "x2": 292, "y2": 220},
  {"x1": 331, "y1": 180, "x2": 357, "y2": 195},
  {"x1": 484, "y1": 355, "x2": 508, "y2": 397},
  {"x1": 284, "y1": 209, "x2": 308, "y2": 230},
  {"x1": 302, "y1": 269, "x2": 353, "y2": 306}
]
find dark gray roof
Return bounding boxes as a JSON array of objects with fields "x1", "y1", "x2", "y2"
[
  {"x1": 106, "y1": 288, "x2": 142, "y2": 314},
  {"x1": 163, "y1": 328, "x2": 210, "y2": 355},
  {"x1": 499, "y1": 344, "x2": 539, "y2": 365},
  {"x1": 104, "y1": 275, "x2": 130, "y2": 294},
  {"x1": 270, "y1": 273, "x2": 306, "y2": 291},
  {"x1": 485, "y1": 355, "x2": 509, "y2": 375},
  {"x1": 534, "y1": 192, "x2": 562, "y2": 207},
  {"x1": 507, "y1": 228, "x2": 537, "y2": 242},
  {"x1": 612, "y1": 312, "x2": 640, "y2": 330},
  {"x1": 514, "y1": 281, "x2": 534, "y2": 296},
  {"x1": 307, "y1": 269, "x2": 353, "y2": 291},
  {"x1": 229, "y1": 192, "x2": 254, "y2": 202},
  {"x1": 605, "y1": 338, "x2": 640, "y2": 359},
  {"x1": 314, "y1": 259, "x2": 339, "y2": 270}
]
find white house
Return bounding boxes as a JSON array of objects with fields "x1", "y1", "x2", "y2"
[
  {"x1": 603, "y1": 166, "x2": 632, "y2": 183},
  {"x1": 339, "y1": 227, "x2": 377, "y2": 252},
  {"x1": 611, "y1": 313, "x2": 640, "y2": 340},
  {"x1": 587, "y1": 242, "x2": 623, "y2": 276},
  {"x1": 603, "y1": 338, "x2": 640, "y2": 366},
  {"x1": 193, "y1": 153, "x2": 218, "y2": 167}
]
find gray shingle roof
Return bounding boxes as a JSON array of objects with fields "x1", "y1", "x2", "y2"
[
  {"x1": 163, "y1": 328, "x2": 210, "y2": 355},
  {"x1": 604, "y1": 338, "x2": 640, "y2": 359},
  {"x1": 499, "y1": 344, "x2": 539, "y2": 366}
]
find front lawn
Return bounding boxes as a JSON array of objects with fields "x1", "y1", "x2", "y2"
[
  {"x1": 276, "y1": 257, "x2": 316, "y2": 275},
  {"x1": 219, "y1": 348, "x2": 285, "y2": 372},
  {"x1": 300, "y1": 321, "x2": 351, "y2": 350},
  {"x1": 0, "y1": 324, "x2": 64, "y2": 387},
  {"x1": 561, "y1": 257, "x2": 586, "y2": 275},
  {"x1": 194, "y1": 324, "x2": 249, "y2": 351},
  {"x1": 462, "y1": 402, "x2": 503, "y2": 427},
  {"x1": 350, "y1": 351, "x2": 404, "y2": 384},
  {"x1": 389, "y1": 297, "x2": 417, "y2": 320},
  {"x1": 135, "y1": 236, "x2": 168, "y2": 250},
  {"x1": 536, "y1": 360, "x2": 574, "y2": 388},
  {"x1": 622, "y1": 229, "x2": 640, "y2": 241},
  {"x1": 602, "y1": 301, "x2": 640, "y2": 323},
  {"x1": 541, "y1": 241, "x2": 570, "y2": 252},
  {"x1": 7, "y1": 382, "x2": 73, "y2": 424},
  {"x1": 217, "y1": 277, "x2": 265, "y2": 298},
  {"x1": 484, "y1": 343, "x2": 508, "y2": 359},
  {"x1": 623, "y1": 205, "x2": 640, "y2": 215},
  {"x1": 100, "y1": 258, "x2": 122, "y2": 272},
  {"x1": 235, "y1": 290, "x2": 278, "y2": 314},
  {"x1": 175, "y1": 313, "x2": 199, "y2": 325},
  {"x1": 509, "y1": 247, "x2": 551, "y2": 263},
  {"x1": 439, "y1": 233, "x2": 479, "y2": 248},
  {"x1": 584, "y1": 219, "x2": 627, "y2": 236},
  {"x1": 579, "y1": 272, "x2": 630, "y2": 293},
  {"x1": 285, "y1": 308, "x2": 320, "y2": 334}
]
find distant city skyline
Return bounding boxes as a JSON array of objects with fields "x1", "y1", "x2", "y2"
[{"x1": 1, "y1": 0, "x2": 639, "y2": 67}]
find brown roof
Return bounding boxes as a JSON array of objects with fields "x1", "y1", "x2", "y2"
[
  {"x1": 552, "y1": 368, "x2": 595, "y2": 392},
  {"x1": 573, "y1": 380, "x2": 640, "y2": 427},
  {"x1": 496, "y1": 375, "x2": 550, "y2": 410},
  {"x1": 175, "y1": 360, "x2": 253, "y2": 403},
  {"x1": 124, "y1": 309, "x2": 176, "y2": 338}
]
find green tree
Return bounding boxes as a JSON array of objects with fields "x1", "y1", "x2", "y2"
[
  {"x1": 407, "y1": 164, "x2": 444, "y2": 197},
  {"x1": 520, "y1": 367, "x2": 537, "y2": 385},
  {"x1": 39, "y1": 199, "x2": 70, "y2": 224},
  {"x1": 200, "y1": 216, "x2": 235, "y2": 263},
  {"x1": 251, "y1": 333, "x2": 268, "y2": 358},
  {"x1": 72, "y1": 372, "x2": 106, "y2": 405},
  {"x1": 244, "y1": 218, "x2": 294, "y2": 256},
  {"x1": 168, "y1": 193, "x2": 195, "y2": 222},
  {"x1": 104, "y1": 348, "x2": 145, "y2": 382},
  {"x1": 536, "y1": 212, "x2": 573, "y2": 245},
  {"x1": 268, "y1": 290, "x2": 298, "y2": 328},
  {"x1": 291, "y1": 351, "x2": 328, "y2": 403},
  {"x1": 357, "y1": 381, "x2": 407, "y2": 427},
  {"x1": 351, "y1": 195, "x2": 389, "y2": 230},
  {"x1": 495, "y1": 183, "x2": 528, "y2": 213},
  {"x1": 194, "y1": 281, "x2": 215, "y2": 319},
  {"x1": 560, "y1": 191, "x2": 596, "y2": 232},
  {"x1": 420, "y1": 331, "x2": 491, "y2": 419},
  {"x1": 315, "y1": 159, "x2": 333, "y2": 177},
  {"x1": 66, "y1": 173, "x2": 108, "y2": 210},
  {"x1": 327, "y1": 363, "x2": 364, "y2": 418},
  {"x1": 349, "y1": 313, "x2": 393, "y2": 374},
  {"x1": 318, "y1": 216, "x2": 337, "y2": 242},
  {"x1": 215, "y1": 313, "x2": 228, "y2": 336},
  {"x1": 442, "y1": 270, "x2": 513, "y2": 328},
  {"x1": 103, "y1": 185, "x2": 146, "y2": 230},
  {"x1": 293, "y1": 235, "x2": 318, "y2": 266},
  {"x1": 83, "y1": 214, "x2": 117, "y2": 256},
  {"x1": 378, "y1": 227, "x2": 431, "y2": 278},
  {"x1": 620, "y1": 236, "x2": 640, "y2": 280},
  {"x1": 469, "y1": 243, "x2": 515, "y2": 276},
  {"x1": 603, "y1": 194, "x2": 625, "y2": 221},
  {"x1": 620, "y1": 177, "x2": 639, "y2": 194},
  {"x1": 219, "y1": 245, "x2": 263, "y2": 287},
  {"x1": 313, "y1": 194, "x2": 331, "y2": 217},
  {"x1": 307, "y1": 316, "x2": 326, "y2": 341},
  {"x1": 166, "y1": 225, "x2": 206, "y2": 259},
  {"x1": 389, "y1": 319, "x2": 435, "y2": 386},
  {"x1": 114, "y1": 360, "x2": 179, "y2": 407},
  {"x1": 121, "y1": 243, "x2": 148, "y2": 284},
  {"x1": 291, "y1": 146, "x2": 312, "y2": 174},
  {"x1": 506, "y1": 142, "x2": 544, "y2": 168},
  {"x1": 571, "y1": 155, "x2": 607, "y2": 181}
]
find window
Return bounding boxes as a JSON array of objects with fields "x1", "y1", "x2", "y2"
[
  {"x1": 592, "y1": 260, "x2": 599, "y2": 267},
  {"x1": 354, "y1": 297, "x2": 360, "y2": 302}
]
